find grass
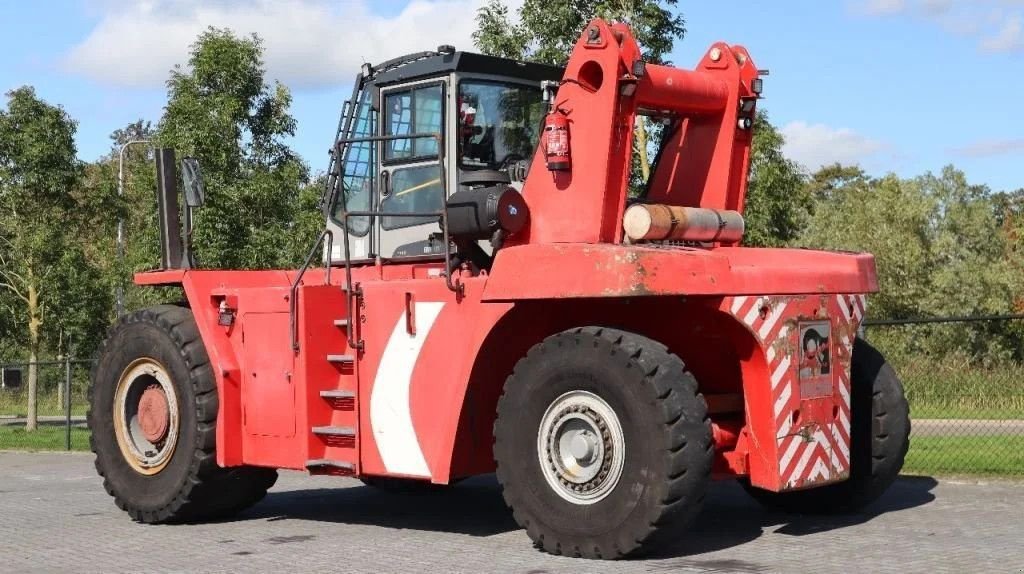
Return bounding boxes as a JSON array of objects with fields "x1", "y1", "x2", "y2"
[
  {"x1": 0, "y1": 427, "x2": 1020, "y2": 478},
  {"x1": 886, "y1": 353, "x2": 1024, "y2": 420},
  {"x1": 0, "y1": 390, "x2": 88, "y2": 417},
  {"x1": 0, "y1": 425, "x2": 90, "y2": 451},
  {"x1": 903, "y1": 435, "x2": 1024, "y2": 476}
]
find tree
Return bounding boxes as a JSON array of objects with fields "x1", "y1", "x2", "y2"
[
  {"x1": 0, "y1": 87, "x2": 92, "y2": 429},
  {"x1": 741, "y1": 111, "x2": 810, "y2": 247},
  {"x1": 474, "y1": 0, "x2": 684, "y2": 65},
  {"x1": 801, "y1": 165, "x2": 1023, "y2": 361},
  {"x1": 474, "y1": 0, "x2": 684, "y2": 190},
  {"x1": 474, "y1": 3, "x2": 811, "y2": 244},
  {"x1": 158, "y1": 28, "x2": 312, "y2": 270}
]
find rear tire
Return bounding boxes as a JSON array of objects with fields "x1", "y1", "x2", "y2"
[
  {"x1": 494, "y1": 327, "x2": 713, "y2": 559},
  {"x1": 743, "y1": 338, "x2": 910, "y2": 514},
  {"x1": 89, "y1": 305, "x2": 277, "y2": 523}
]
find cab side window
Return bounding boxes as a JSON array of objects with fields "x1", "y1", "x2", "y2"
[{"x1": 385, "y1": 86, "x2": 442, "y2": 162}]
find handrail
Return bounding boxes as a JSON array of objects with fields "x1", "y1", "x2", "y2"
[
  {"x1": 290, "y1": 228, "x2": 333, "y2": 352},
  {"x1": 330, "y1": 130, "x2": 455, "y2": 353},
  {"x1": 324, "y1": 132, "x2": 442, "y2": 225}
]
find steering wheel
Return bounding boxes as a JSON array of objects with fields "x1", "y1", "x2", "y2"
[{"x1": 497, "y1": 153, "x2": 526, "y2": 170}]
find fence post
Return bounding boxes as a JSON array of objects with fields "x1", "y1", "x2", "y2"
[{"x1": 65, "y1": 351, "x2": 72, "y2": 451}]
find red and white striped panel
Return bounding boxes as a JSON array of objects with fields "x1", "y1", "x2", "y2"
[{"x1": 725, "y1": 294, "x2": 866, "y2": 490}]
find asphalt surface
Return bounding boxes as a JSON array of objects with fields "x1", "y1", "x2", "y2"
[{"x1": 2, "y1": 451, "x2": 1022, "y2": 573}]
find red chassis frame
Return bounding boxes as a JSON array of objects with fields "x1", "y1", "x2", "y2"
[{"x1": 135, "y1": 19, "x2": 876, "y2": 493}]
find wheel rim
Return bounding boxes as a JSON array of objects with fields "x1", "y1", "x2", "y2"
[
  {"x1": 113, "y1": 358, "x2": 179, "y2": 475},
  {"x1": 537, "y1": 390, "x2": 625, "y2": 505}
]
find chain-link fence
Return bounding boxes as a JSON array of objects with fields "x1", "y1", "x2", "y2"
[
  {"x1": 864, "y1": 316, "x2": 1024, "y2": 477},
  {"x1": 2, "y1": 319, "x2": 1022, "y2": 478},
  {"x1": 0, "y1": 358, "x2": 93, "y2": 451}
]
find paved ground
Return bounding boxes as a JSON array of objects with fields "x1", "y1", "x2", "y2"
[
  {"x1": 0, "y1": 415, "x2": 87, "y2": 427},
  {"x1": 8, "y1": 417, "x2": 1024, "y2": 435},
  {"x1": 912, "y1": 418, "x2": 1024, "y2": 437},
  {"x1": 2, "y1": 452, "x2": 1022, "y2": 574}
]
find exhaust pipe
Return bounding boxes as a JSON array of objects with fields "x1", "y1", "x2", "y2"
[{"x1": 154, "y1": 148, "x2": 185, "y2": 269}]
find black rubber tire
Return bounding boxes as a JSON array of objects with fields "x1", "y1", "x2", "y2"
[
  {"x1": 494, "y1": 327, "x2": 713, "y2": 559},
  {"x1": 743, "y1": 338, "x2": 910, "y2": 514},
  {"x1": 89, "y1": 305, "x2": 277, "y2": 523}
]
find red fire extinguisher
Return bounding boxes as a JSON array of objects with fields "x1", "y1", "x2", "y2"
[{"x1": 543, "y1": 111, "x2": 571, "y2": 171}]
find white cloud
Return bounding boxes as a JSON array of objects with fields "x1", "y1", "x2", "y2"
[
  {"x1": 981, "y1": 15, "x2": 1024, "y2": 52},
  {"x1": 952, "y1": 138, "x2": 1024, "y2": 157},
  {"x1": 860, "y1": 0, "x2": 907, "y2": 15},
  {"x1": 852, "y1": 0, "x2": 1024, "y2": 54},
  {"x1": 920, "y1": 0, "x2": 955, "y2": 16},
  {"x1": 63, "y1": 0, "x2": 518, "y2": 89},
  {"x1": 780, "y1": 121, "x2": 886, "y2": 171}
]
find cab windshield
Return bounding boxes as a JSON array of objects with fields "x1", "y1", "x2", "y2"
[{"x1": 458, "y1": 81, "x2": 544, "y2": 169}]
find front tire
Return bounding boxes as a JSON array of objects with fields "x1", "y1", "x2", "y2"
[
  {"x1": 494, "y1": 327, "x2": 712, "y2": 559},
  {"x1": 89, "y1": 305, "x2": 277, "y2": 523},
  {"x1": 743, "y1": 338, "x2": 910, "y2": 514}
]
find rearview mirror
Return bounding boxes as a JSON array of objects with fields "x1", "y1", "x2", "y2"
[{"x1": 180, "y1": 157, "x2": 206, "y2": 207}]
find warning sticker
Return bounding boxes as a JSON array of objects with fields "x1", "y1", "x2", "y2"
[{"x1": 798, "y1": 321, "x2": 833, "y2": 398}]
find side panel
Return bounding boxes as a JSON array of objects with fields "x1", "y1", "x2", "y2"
[
  {"x1": 721, "y1": 293, "x2": 866, "y2": 491},
  {"x1": 169, "y1": 270, "x2": 298, "y2": 467},
  {"x1": 241, "y1": 312, "x2": 295, "y2": 438},
  {"x1": 484, "y1": 244, "x2": 878, "y2": 301},
  {"x1": 355, "y1": 277, "x2": 512, "y2": 482}
]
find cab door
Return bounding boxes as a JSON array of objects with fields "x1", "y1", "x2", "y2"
[{"x1": 377, "y1": 79, "x2": 449, "y2": 260}]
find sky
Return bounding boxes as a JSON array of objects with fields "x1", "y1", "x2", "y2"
[{"x1": 1, "y1": 0, "x2": 1022, "y2": 192}]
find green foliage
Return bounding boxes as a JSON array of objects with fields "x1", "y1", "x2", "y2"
[
  {"x1": 474, "y1": 0, "x2": 685, "y2": 65},
  {"x1": 158, "y1": 28, "x2": 312, "y2": 270},
  {"x1": 743, "y1": 111, "x2": 810, "y2": 247},
  {"x1": 803, "y1": 165, "x2": 1024, "y2": 361},
  {"x1": 473, "y1": 0, "x2": 686, "y2": 197},
  {"x1": 0, "y1": 87, "x2": 111, "y2": 357}
]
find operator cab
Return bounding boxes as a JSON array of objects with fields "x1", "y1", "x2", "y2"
[{"x1": 323, "y1": 48, "x2": 562, "y2": 265}]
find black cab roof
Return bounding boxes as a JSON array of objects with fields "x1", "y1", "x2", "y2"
[{"x1": 366, "y1": 50, "x2": 564, "y2": 87}]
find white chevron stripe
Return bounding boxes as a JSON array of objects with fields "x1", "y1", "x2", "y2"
[
  {"x1": 839, "y1": 408, "x2": 851, "y2": 436},
  {"x1": 807, "y1": 457, "x2": 831, "y2": 482},
  {"x1": 758, "y1": 302, "x2": 787, "y2": 339},
  {"x1": 771, "y1": 355, "x2": 792, "y2": 391},
  {"x1": 830, "y1": 422, "x2": 850, "y2": 463},
  {"x1": 742, "y1": 297, "x2": 763, "y2": 327},
  {"x1": 730, "y1": 296, "x2": 748, "y2": 315},
  {"x1": 773, "y1": 381, "x2": 792, "y2": 418},
  {"x1": 370, "y1": 301, "x2": 444, "y2": 478},
  {"x1": 790, "y1": 440, "x2": 817, "y2": 483},
  {"x1": 851, "y1": 298, "x2": 863, "y2": 321},
  {"x1": 778, "y1": 412, "x2": 793, "y2": 438},
  {"x1": 836, "y1": 294, "x2": 851, "y2": 321},
  {"x1": 815, "y1": 430, "x2": 841, "y2": 470},
  {"x1": 779, "y1": 437, "x2": 802, "y2": 475}
]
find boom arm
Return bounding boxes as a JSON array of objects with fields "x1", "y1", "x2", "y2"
[{"x1": 515, "y1": 19, "x2": 761, "y2": 245}]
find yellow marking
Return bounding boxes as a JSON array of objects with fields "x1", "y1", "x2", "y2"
[{"x1": 393, "y1": 177, "x2": 442, "y2": 198}]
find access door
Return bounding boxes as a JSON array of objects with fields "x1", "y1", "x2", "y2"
[{"x1": 377, "y1": 80, "x2": 448, "y2": 259}]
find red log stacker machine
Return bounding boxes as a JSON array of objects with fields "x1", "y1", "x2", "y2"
[{"x1": 90, "y1": 19, "x2": 910, "y2": 559}]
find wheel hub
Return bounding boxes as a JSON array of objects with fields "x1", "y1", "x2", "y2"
[
  {"x1": 538, "y1": 391, "x2": 625, "y2": 505},
  {"x1": 137, "y1": 384, "x2": 170, "y2": 443},
  {"x1": 113, "y1": 359, "x2": 180, "y2": 475}
]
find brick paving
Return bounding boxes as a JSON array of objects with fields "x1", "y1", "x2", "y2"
[{"x1": 1, "y1": 451, "x2": 1022, "y2": 573}]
